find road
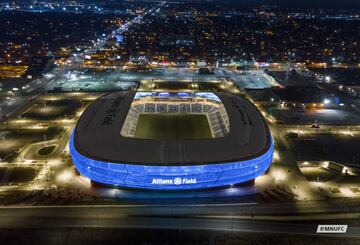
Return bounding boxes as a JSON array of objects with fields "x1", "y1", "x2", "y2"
[
  {"x1": 0, "y1": 203, "x2": 359, "y2": 237},
  {"x1": 69, "y1": 2, "x2": 165, "y2": 66},
  {"x1": 0, "y1": 2, "x2": 165, "y2": 123},
  {"x1": 0, "y1": 69, "x2": 67, "y2": 124}
]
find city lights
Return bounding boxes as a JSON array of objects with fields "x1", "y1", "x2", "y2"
[{"x1": 0, "y1": 1, "x2": 359, "y2": 240}]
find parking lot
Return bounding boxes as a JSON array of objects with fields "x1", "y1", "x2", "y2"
[
  {"x1": 21, "y1": 100, "x2": 85, "y2": 120},
  {"x1": 273, "y1": 108, "x2": 360, "y2": 125},
  {"x1": 287, "y1": 132, "x2": 360, "y2": 167}
]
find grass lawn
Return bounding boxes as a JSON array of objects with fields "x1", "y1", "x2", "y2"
[{"x1": 135, "y1": 114, "x2": 212, "y2": 140}]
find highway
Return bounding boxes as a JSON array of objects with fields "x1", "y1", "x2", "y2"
[
  {"x1": 0, "y1": 203, "x2": 359, "y2": 237},
  {"x1": 0, "y1": 69, "x2": 67, "y2": 124}
]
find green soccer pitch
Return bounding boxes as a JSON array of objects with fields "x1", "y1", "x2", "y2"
[{"x1": 134, "y1": 114, "x2": 213, "y2": 140}]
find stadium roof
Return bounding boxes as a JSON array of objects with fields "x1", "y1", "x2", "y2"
[{"x1": 73, "y1": 91, "x2": 271, "y2": 165}]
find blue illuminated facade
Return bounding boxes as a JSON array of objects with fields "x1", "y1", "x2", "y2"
[{"x1": 70, "y1": 133, "x2": 274, "y2": 190}]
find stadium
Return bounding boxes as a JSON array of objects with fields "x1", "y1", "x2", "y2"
[{"x1": 70, "y1": 91, "x2": 274, "y2": 190}]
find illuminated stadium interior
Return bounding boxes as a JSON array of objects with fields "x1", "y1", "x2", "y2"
[{"x1": 120, "y1": 92, "x2": 230, "y2": 139}]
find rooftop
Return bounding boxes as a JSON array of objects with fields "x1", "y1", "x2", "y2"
[{"x1": 73, "y1": 91, "x2": 272, "y2": 165}]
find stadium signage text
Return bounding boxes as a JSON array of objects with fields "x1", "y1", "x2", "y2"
[{"x1": 151, "y1": 178, "x2": 197, "y2": 185}]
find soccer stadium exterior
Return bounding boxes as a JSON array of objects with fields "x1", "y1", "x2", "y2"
[{"x1": 70, "y1": 91, "x2": 274, "y2": 190}]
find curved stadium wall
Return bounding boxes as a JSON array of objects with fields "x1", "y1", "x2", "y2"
[{"x1": 70, "y1": 133, "x2": 274, "y2": 190}]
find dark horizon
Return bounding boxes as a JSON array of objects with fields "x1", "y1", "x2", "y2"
[
  {"x1": 79, "y1": 0, "x2": 360, "y2": 9},
  {"x1": 221, "y1": 0, "x2": 360, "y2": 9},
  {"x1": 8, "y1": 0, "x2": 360, "y2": 9}
]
